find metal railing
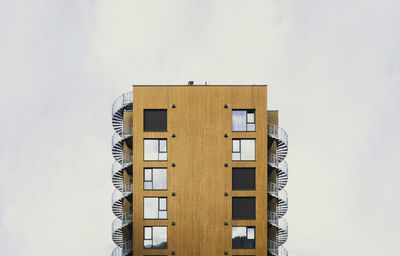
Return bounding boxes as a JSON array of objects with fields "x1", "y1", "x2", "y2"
[
  {"x1": 112, "y1": 132, "x2": 122, "y2": 150},
  {"x1": 268, "y1": 124, "x2": 288, "y2": 147},
  {"x1": 278, "y1": 218, "x2": 288, "y2": 233},
  {"x1": 112, "y1": 92, "x2": 133, "y2": 117},
  {"x1": 123, "y1": 125, "x2": 133, "y2": 137},
  {"x1": 112, "y1": 241, "x2": 132, "y2": 256},
  {"x1": 268, "y1": 211, "x2": 278, "y2": 227},
  {"x1": 278, "y1": 189, "x2": 288, "y2": 204},
  {"x1": 268, "y1": 182, "x2": 278, "y2": 197},
  {"x1": 268, "y1": 240, "x2": 278, "y2": 256},
  {"x1": 111, "y1": 184, "x2": 133, "y2": 206},
  {"x1": 112, "y1": 212, "x2": 133, "y2": 234},
  {"x1": 122, "y1": 153, "x2": 133, "y2": 167}
]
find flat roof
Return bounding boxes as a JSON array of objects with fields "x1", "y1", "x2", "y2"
[{"x1": 131, "y1": 84, "x2": 268, "y2": 87}]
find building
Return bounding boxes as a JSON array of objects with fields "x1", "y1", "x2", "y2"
[{"x1": 111, "y1": 84, "x2": 289, "y2": 256}]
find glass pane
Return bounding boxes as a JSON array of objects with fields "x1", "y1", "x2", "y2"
[
  {"x1": 232, "y1": 227, "x2": 247, "y2": 239},
  {"x1": 144, "y1": 198, "x2": 159, "y2": 219},
  {"x1": 144, "y1": 182, "x2": 152, "y2": 190},
  {"x1": 153, "y1": 168, "x2": 167, "y2": 190},
  {"x1": 159, "y1": 152, "x2": 167, "y2": 161},
  {"x1": 240, "y1": 139, "x2": 255, "y2": 160},
  {"x1": 152, "y1": 227, "x2": 167, "y2": 249},
  {"x1": 247, "y1": 112, "x2": 254, "y2": 123},
  {"x1": 144, "y1": 169, "x2": 152, "y2": 181},
  {"x1": 159, "y1": 211, "x2": 167, "y2": 219},
  {"x1": 159, "y1": 198, "x2": 167, "y2": 210},
  {"x1": 144, "y1": 240, "x2": 152, "y2": 248},
  {"x1": 232, "y1": 152, "x2": 240, "y2": 161},
  {"x1": 247, "y1": 227, "x2": 255, "y2": 239},
  {"x1": 247, "y1": 123, "x2": 255, "y2": 131},
  {"x1": 232, "y1": 110, "x2": 247, "y2": 131},
  {"x1": 144, "y1": 227, "x2": 152, "y2": 239},
  {"x1": 159, "y1": 140, "x2": 167, "y2": 152},
  {"x1": 232, "y1": 140, "x2": 240, "y2": 152},
  {"x1": 144, "y1": 140, "x2": 159, "y2": 160}
]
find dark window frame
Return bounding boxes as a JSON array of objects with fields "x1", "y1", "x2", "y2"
[
  {"x1": 143, "y1": 109, "x2": 168, "y2": 132},
  {"x1": 232, "y1": 109, "x2": 256, "y2": 132},
  {"x1": 232, "y1": 139, "x2": 256, "y2": 161},
  {"x1": 232, "y1": 168, "x2": 255, "y2": 191},
  {"x1": 143, "y1": 139, "x2": 168, "y2": 161},
  {"x1": 232, "y1": 197, "x2": 256, "y2": 220},
  {"x1": 143, "y1": 168, "x2": 168, "y2": 191},
  {"x1": 143, "y1": 197, "x2": 168, "y2": 220},
  {"x1": 232, "y1": 226, "x2": 256, "y2": 249},
  {"x1": 143, "y1": 226, "x2": 168, "y2": 249}
]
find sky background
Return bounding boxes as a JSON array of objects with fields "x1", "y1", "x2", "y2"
[{"x1": 1, "y1": 0, "x2": 399, "y2": 255}]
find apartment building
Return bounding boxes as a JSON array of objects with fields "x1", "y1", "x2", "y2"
[{"x1": 111, "y1": 84, "x2": 288, "y2": 256}]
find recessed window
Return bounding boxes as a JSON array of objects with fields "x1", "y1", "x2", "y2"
[
  {"x1": 232, "y1": 226, "x2": 255, "y2": 249},
  {"x1": 144, "y1": 139, "x2": 167, "y2": 161},
  {"x1": 144, "y1": 226, "x2": 167, "y2": 249},
  {"x1": 144, "y1": 109, "x2": 167, "y2": 132},
  {"x1": 232, "y1": 168, "x2": 255, "y2": 190},
  {"x1": 232, "y1": 139, "x2": 255, "y2": 161},
  {"x1": 144, "y1": 168, "x2": 167, "y2": 190},
  {"x1": 232, "y1": 197, "x2": 255, "y2": 219},
  {"x1": 144, "y1": 197, "x2": 167, "y2": 219},
  {"x1": 232, "y1": 110, "x2": 255, "y2": 131}
]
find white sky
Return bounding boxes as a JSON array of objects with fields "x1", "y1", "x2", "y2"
[{"x1": 0, "y1": 1, "x2": 399, "y2": 255}]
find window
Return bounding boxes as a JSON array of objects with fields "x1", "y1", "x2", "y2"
[
  {"x1": 232, "y1": 110, "x2": 255, "y2": 131},
  {"x1": 232, "y1": 197, "x2": 255, "y2": 219},
  {"x1": 144, "y1": 139, "x2": 167, "y2": 161},
  {"x1": 232, "y1": 226, "x2": 255, "y2": 249},
  {"x1": 144, "y1": 109, "x2": 167, "y2": 132},
  {"x1": 144, "y1": 226, "x2": 167, "y2": 249},
  {"x1": 232, "y1": 139, "x2": 255, "y2": 161},
  {"x1": 232, "y1": 168, "x2": 255, "y2": 190},
  {"x1": 144, "y1": 168, "x2": 167, "y2": 190},
  {"x1": 144, "y1": 197, "x2": 167, "y2": 219}
]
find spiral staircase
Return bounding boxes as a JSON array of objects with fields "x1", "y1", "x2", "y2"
[
  {"x1": 111, "y1": 92, "x2": 133, "y2": 256},
  {"x1": 267, "y1": 124, "x2": 289, "y2": 256}
]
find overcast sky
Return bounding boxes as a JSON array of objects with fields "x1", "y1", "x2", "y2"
[{"x1": 1, "y1": 0, "x2": 399, "y2": 255}]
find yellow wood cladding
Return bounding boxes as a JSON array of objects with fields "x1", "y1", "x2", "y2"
[{"x1": 132, "y1": 85, "x2": 269, "y2": 256}]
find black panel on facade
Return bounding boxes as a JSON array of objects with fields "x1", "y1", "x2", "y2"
[
  {"x1": 144, "y1": 109, "x2": 167, "y2": 131},
  {"x1": 232, "y1": 168, "x2": 255, "y2": 190},
  {"x1": 232, "y1": 197, "x2": 255, "y2": 219}
]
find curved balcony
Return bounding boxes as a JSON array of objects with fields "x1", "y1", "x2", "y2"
[
  {"x1": 268, "y1": 124, "x2": 288, "y2": 162},
  {"x1": 112, "y1": 160, "x2": 133, "y2": 192},
  {"x1": 268, "y1": 240, "x2": 288, "y2": 256},
  {"x1": 111, "y1": 185, "x2": 133, "y2": 220},
  {"x1": 268, "y1": 211, "x2": 278, "y2": 227},
  {"x1": 112, "y1": 131, "x2": 133, "y2": 165},
  {"x1": 268, "y1": 153, "x2": 288, "y2": 190},
  {"x1": 277, "y1": 189, "x2": 288, "y2": 218},
  {"x1": 112, "y1": 92, "x2": 133, "y2": 136},
  {"x1": 112, "y1": 213, "x2": 133, "y2": 246},
  {"x1": 112, "y1": 241, "x2": 132, "y2": 256},
  {"x1": 268, "y1": 182, "x2": 278, "y2": 198},
  {"x1": 277, "y1": 218, "x2": 288, "y2": 246}
]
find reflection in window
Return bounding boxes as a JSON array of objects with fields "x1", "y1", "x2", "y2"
[
  {"x1": 232, "y1": 110, "x2": 255, "y2": 131},
  {"x1": 144, "y1": 139, "x2": 167, "y2": 161},
  {"x1": 144, "y1": 226, "x2": 167, "y2": 249},
  {"x1": 144, "y1": 197, "x2": 167, "y2": 219},
  {"x1": 232, "y1": 226, "x2": 255, "y2": 249},
  {"x1": 232, "y1": 139, "x2": 255, "y2": 161},
  {"x1": 144, "y1": 168, "x2": 167, "y2": 190}
]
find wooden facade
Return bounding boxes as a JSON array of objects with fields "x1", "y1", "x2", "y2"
[{"x1": 130, "y1": 85, "x2": 271, "y2": 256}]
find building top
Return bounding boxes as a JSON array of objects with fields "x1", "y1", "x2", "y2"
[{"x1": 131, "y1": 83, "x2": 268, "y2": 87}]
